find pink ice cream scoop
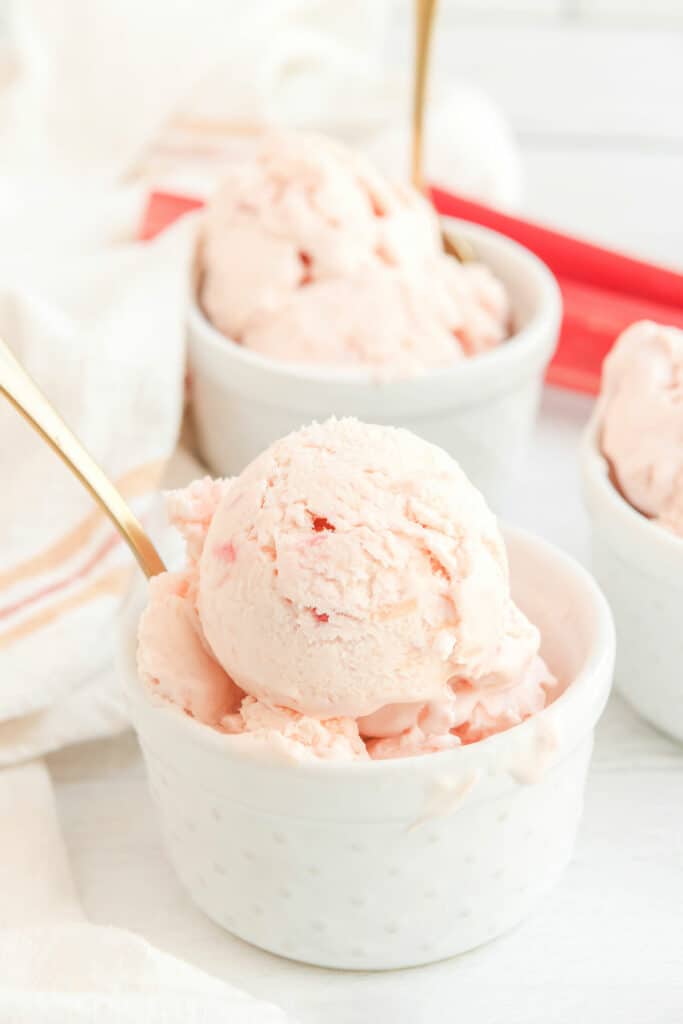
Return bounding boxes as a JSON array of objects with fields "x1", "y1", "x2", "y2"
[
  {"x1": 599, "y1": 320, "x2": 683, "y2": 538},
  {"x1": 198, "y1": 130, "x2": 509, "y2": 374},
  {"x1": 137, "y1": 570, "x2": 242, "y2": 726},
  {"x1": 138, "y1": 419, "x2": 556, "y2": 760}
]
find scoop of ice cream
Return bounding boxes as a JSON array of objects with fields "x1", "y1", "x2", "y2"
[
  {"x1": 196, "y1": 418, "x2": 533, "y2": 718},
  {"x1": 137, "y1": 419, "x2": 555, "y2": 760},
  {"x1": 356, "y1": 650, "x2": 556, "y2": 760},
  {"x1": 439, "y1": 259, "x2": 510, "y2": 357},
  {"x1": 199, "y1": 129, "x2": 509, "y2": 372},
  {"x1": 223, "y1": 698, "x2": 368, "y2": 762},
  {"x1": 241, "y1": 264, "x2": 462, "y2": 373},
  {"x1": 200, "y1": 130, "x2": 437, "y2": 335},
  {"x1": 165, "y1": 476, "x2": 234, "y2": 562},
  {"x1": 359, "y1": 601, "x2": 556, "y2": 758},
  {"x1": 240, "y1": 259, "x2": 509, "y2": 374},
  {"x1": 137, "y1": 570, "x2": 242, "y2": 725},
  {"x1": 451, "y1": 654, "x2": 555, "y2": 745},
  {"x1": 366, "y1": 727, "x2": 461, "y2": 761},
  {"x1": 600, "y1": 320, "x2": 683, "y2": 538}
]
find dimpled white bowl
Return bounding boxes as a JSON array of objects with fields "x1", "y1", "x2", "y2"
[
  {"x1": 581, "y1": 416, "x2": 683, "y2": 743},
  {"x1": 187, "y1": 219, "x2": 561, "y2": 510},
  {"x1": 119, "y1": 525, "x2": 613, "y2": 970}
]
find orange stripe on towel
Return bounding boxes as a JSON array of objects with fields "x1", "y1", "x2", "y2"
[
  {"x1": 0, "y1": 530, "x2": 121, "y2": 622},
  {"x1": 0, "y1": 566, "x2": 131, "y2": 651},
  {"x1": 0, "y1": 460, "x2": 164, "y2": 593}
]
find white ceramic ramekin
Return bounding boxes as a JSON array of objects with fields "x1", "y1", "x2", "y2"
[
  {"x1": 119, "y1": 526, "x2": 613, "y2": 970},
  {"x1": 580, "y1": 415, "x2": 683, "y2": 742},
  {"x1": 187, "y1": 219, "x2": 561, "y2": 509}
]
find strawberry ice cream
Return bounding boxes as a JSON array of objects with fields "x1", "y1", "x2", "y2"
[
  {"x1": 137, "y1": 419, "x2": 556, "y2": 760},
  {"x1": 198, "y1": 130, "x2": 509, "y2": 375},
  {"x1": 599, "y1": 320, "x2": 683, "y2": 538},
  {"x1": 137, "y1": 569, "x2": 241, "y2": 726}
]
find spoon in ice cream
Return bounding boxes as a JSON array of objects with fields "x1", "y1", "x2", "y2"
[
  {"x1": 412, "y1": 0, "x2": 476, "y2": 264},
  {"x1": 0, "y1": 337, "x2": 166, "y2": 579}
]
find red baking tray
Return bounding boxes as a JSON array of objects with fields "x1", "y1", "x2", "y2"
[{"x1": 141, "y1": 187, "x2": 683, "y2": 394}]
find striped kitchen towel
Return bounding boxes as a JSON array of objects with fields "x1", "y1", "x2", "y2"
[{"x1": 0, "y1": 201, "x2": 196, "y2": 765}]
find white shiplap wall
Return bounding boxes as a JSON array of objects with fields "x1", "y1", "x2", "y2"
[{"x1": 399, "y1": 1, "x2": 683, "y2": 266}]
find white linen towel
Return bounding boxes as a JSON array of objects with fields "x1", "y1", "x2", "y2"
[{"x1": 0, "y1": 213, "x2": 196, "y2": 766}]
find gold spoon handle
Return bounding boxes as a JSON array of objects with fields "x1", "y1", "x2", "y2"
[
  {"x1": 412, "y1": 0, "x2": 476, "y2": 264},
  {"x1": 411, "y1": 0, "x2": 438, "y2": 190},
  {"x1": 0, "y1": 338, "x2": 165, "y2": 579}
]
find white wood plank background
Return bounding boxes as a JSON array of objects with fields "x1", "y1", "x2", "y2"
[{"x1": 390, "y1": 6, "x2": 683, "y2": 266}]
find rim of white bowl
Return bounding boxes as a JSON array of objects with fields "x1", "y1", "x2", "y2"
[
  {"x1": 123, "y1": 524, "x2": 615, "y2": 780},
  {"x1": 188, "y1": 217, "x2": 562, "y2": 401},
  {"x1": 580, "y1": 413, "x2": 683, "y2": 557}
]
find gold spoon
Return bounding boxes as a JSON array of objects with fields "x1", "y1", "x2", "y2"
[
  {"x1": 412, "y1": 0, "x2": 476, "y2": 264},
  {"x1": 0, "y1": 337, "x2": 166, "y2": 579}
]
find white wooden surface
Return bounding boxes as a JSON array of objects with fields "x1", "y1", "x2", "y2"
[{"x1": 47, "y1": 389, "x2": 683, "y2": 1024}]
